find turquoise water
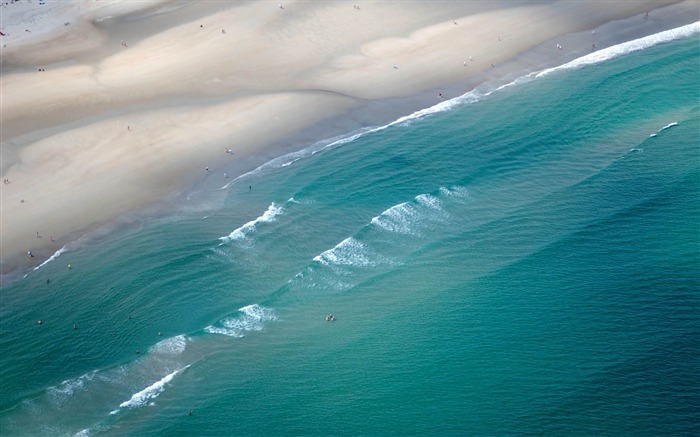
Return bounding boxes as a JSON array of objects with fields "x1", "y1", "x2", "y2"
[{"x1": 1, "y1": 29, "x2": 699, "y2": 437}]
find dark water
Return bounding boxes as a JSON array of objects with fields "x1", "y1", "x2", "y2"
[{"x1": 1, "y1": 27, "x2": 698, "y2": 437}]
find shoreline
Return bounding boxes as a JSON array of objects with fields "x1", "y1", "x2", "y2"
[{"x1": 1, "y1": 0, "x2": 697, "y2": 281}]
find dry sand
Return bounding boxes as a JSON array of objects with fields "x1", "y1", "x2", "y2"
[{"x1": 1, "y1": 0, "x2": 697, "y2": 277}]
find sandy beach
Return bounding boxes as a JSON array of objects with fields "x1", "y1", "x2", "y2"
[{"x1": 1, "y1": 0, "x2": 697, "y2": 278}]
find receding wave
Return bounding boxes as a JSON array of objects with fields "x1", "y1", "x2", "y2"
[
  {"x1": 110, "y1": 365, "x2": 190, "y2": 415},
  {"x1": 204, "y1": 304, "x2": 277, "y2": 337},
  {"x1": 536, "y1": 22, "x2": 699, "y2": 78},
  {"x1": 219, "y1": 202, "x2": 284, "y2": 242}
]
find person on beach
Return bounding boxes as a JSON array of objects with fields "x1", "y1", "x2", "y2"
[{"x1": 27, "y1": 250, "x2": 33, "y2": 258}]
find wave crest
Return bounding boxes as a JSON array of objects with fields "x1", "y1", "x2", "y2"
[
  {"x1": 110, "y1": 366, "x2": 190, "y2": 415},
  {"x1": 148, "y1": 334, "x2": 187, "y2": 355},
  {"x1": 205, "y1": 304, "x2": 277, "y2": 337},
  {"x1": 537, "y1": 22, "x2": 699, "y2": 79},
  {"x1": 219, "y1": 203, "x2": 284, "y2": 242}
]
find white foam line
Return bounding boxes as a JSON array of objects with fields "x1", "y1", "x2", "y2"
[
  {"x1": 222, "y1": 23, "x2": 698, "y2": 188},
  {"x1": 219, "y1": 202, "x2": 284, "y2": 242},
  {"x1": 537, "y1": 22, "x2": 699, "y2": 79},
  {"x1": 650, "y1": 121, "x2": 679, "y2": 137},
  {"x1": 370, "y1": 202, "x2": 419, "y2": 235},
  {"x1": 33, "y1": 246, "x2": 68, "y2": 271},
  {"x1": 109, "y1": 365, "x2": 190, "y2": 415}
]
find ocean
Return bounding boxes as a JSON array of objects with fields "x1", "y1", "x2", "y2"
[{"x1": 1, "y1": 25, "x2": 698, "y2": 437}]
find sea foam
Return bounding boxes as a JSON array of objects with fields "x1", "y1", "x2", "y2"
[
  {"x1": 536, "y1": 22, "x2": 700, "y2": 79},
  {"x1": 218, "y1": 24, "x2": 700, "y2": 186}
]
